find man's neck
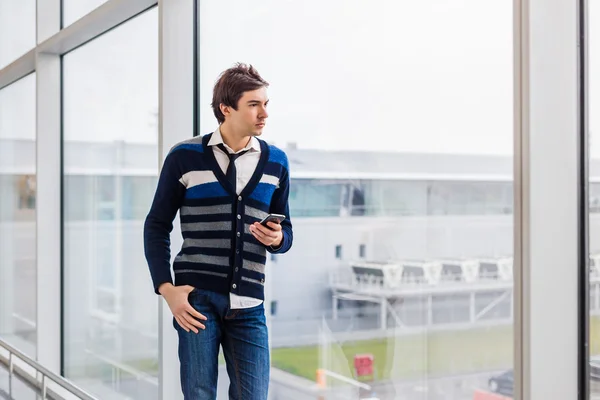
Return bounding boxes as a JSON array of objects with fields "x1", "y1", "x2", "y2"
[{"x1": 219, "y1": 123, "x2": 251, "y2": 153}]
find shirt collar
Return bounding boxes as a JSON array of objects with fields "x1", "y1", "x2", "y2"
[{"x1": 208, "y1": 126, "x2": 261, "y2": 154}]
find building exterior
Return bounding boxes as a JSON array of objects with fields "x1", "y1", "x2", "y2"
[{"x1": 3, "y1": 138, "x2": 600, "y2": 398}]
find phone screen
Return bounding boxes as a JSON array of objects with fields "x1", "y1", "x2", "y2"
[{"x1": 260, "y1": 214, "x2": 285, "y2": 226}]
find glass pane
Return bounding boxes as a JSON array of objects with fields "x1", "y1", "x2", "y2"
[
  {"x1": 200, "y1": 1, "x2": 514, "y2": 399},
  {"x1": 62, "y1": 8, "x2": 159, "y2": 400},
  {"x1": 0, "y1": 363, "x2": 39, "y2": 400},
  {"x1": 591, "y1": 1, "x2": 600, "y2": 397},
  {"x1": 0, "y1": 73, "x2": 36, "y2": 357},
  {"x1": 62, "y1": 0, "x2": 110, "y2": 27},
  {"x1": 0, "y1": 0, "x2": 36, "y2": 69}
]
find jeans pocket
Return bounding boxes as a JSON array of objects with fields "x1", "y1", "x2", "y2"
[{"x1": 187, "y1": 287, "x2": 200, "y2": 301}]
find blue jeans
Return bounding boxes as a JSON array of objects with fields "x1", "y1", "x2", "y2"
[{"x1": 174, "y1": 288, "x2": 270, "y2": 400}]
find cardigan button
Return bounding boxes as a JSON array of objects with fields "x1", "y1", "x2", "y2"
[
  {"x1": 237, "y1": 214, "x2": 241, "y2": 219},
  {"x1": 238, "y1": 196, "x2": 242, "y2": 201},
  {"x1": 232, "y1": 284, "x2": 237, "y2": 289}
]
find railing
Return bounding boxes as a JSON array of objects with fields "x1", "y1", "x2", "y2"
[
  {"x1": 0, "y1": 337, "x2": 98, "y2": 400},
  {"x1": 316, "y1": 368, "x2": 372, "y2": 391},
  {"x1": 84, "y1": 349, "x2": 158, "y2": 390},
  {"x1": 330, "y1": 268, "x2": 600, "y2": 291},
  {"x1": 328, "y1": 269, "x2": 513, "y2": 290}
]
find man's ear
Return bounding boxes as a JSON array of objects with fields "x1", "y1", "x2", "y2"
[{"x1": 219, "y1": 103, "x2": 230, "y2": 118}]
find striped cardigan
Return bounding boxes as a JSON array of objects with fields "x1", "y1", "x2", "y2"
[{"x1": 143, "y1": 133, "x2": 293, "y2": 300}]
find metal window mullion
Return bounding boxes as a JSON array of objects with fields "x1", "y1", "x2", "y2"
[
  {"x1": 35, "y1": 0, "x2": 62, "y2": 378},
  {"x1": 516, "y1": 0, "x2": 583, "y2": 399},
  {"x1": 38, "y1": 0, "x2": 157, "y2": 56},
  {"x1": 35, "y1": 50, "x2": 62, "y2": 375},
  {"x1": 158, "y1": 0, "x2": 195, "y2": 399},
  {"x1": 0, "y1": 49, "x2": 35, "y2": 91}
]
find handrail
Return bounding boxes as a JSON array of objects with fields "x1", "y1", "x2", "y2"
[
  {"x1": 316, "y1": 368, "x2": 372, "y2": 390},
  {"x1": 0, "y1": 336, "x2": 99, "y2": 400},
  {"x1": 84, "y1": 349, "x2": 158, "y2": 386}
]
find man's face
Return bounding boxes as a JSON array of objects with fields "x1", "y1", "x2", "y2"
[{"x1": 223, "y1": 87, "x2": 269, "y2": 136}]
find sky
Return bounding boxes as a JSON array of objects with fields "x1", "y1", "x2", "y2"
[
  {"x1": 200, "y1": 0, "x2": 514, "y2": 155},
  {"x1": 2, "y1": 0, "x2": 600, "y2": 158}
]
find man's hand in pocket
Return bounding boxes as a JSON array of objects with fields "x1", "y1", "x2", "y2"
[{"x1": 159, "y1": 283, "x2": 207, "y2": 333}]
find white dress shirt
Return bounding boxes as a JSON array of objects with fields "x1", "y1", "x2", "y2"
[{"x1": 207, "y1": 127, "x2": 264, "y2": 309}]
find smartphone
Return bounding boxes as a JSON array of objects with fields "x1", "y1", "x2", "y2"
[{"x1": 259, "y1": 213, "x2": 286, "y2": 227}]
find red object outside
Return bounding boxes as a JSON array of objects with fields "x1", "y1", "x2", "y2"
[
  {"x1": 472, "y1": 389, "x2": 512, "y2": 400},
  {"x1": 353, "y1": 354, "x2": 374, "y2": 377}
]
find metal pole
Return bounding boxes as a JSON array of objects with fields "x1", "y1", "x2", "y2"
[
  {"x1": 470, "y1": 292, "x2": 476, "y2": 323},
  {"x1": 0, "y1": 337, "x2": 99, "y2": 399},
  {"x1": 42, "y1": 374, "x2": 47, "y2": 399},
  {"x1": 332, "y1": 295, "x2": 338, "y2": 320},
  {"x1": 8, "y1": 352, "x2": 13, "y2": 397},
  {"x1": 380, "y1": 298, "x2": 387, "y2": 330}
]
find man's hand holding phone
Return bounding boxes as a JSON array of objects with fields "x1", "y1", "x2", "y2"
[{"x1": 250, "y1": 213, "x2": 285, "y2": 247}]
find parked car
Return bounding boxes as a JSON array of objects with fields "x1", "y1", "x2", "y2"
[
  {"x1": 590, "y1": 356, "x2": 600, "y2": 381},
  {"x1": 491, "y1": 359, "x2": 600, "y2": 397},
  {"x1": 488, "y1": 369, "x2": 514, "y2": 396}
]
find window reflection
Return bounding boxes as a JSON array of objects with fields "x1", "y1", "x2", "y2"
[
  {"x1": 289, "y1": 178, "x2": 513, "y2": 217},
  {"x1": 62, "y1": 8, "x2": 159, "y2": 400},
  {"x1": 0, "y1": 74, "x2": 36, "y2": 357},
  {"x1": 200, "y1": 1, "x2": 514, "y2": 399},
  {"x1": 0, "y1": 0, "x2": 36, "y2": 69},
  {"x1": 62, "y1": 0, "x2": 110, "y2": 27}
]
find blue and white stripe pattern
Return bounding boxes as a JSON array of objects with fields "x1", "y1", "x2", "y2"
[{"x1": 144, "y1": 133, "x2": 293, "y2": 300}]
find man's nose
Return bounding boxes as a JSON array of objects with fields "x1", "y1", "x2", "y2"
[{"x1": 260, "y1": 106, "x2": 268, "y2": 119}]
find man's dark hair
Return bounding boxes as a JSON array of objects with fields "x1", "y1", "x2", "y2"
[{"x1": 211, "y1": 63, "x2": 269, "y2": 124}]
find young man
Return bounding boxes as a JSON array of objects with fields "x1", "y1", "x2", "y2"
[{"x1": 144, "y1": 63, "x2": 293, "y2": 400}]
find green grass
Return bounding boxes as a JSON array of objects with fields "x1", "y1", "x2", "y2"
[
  {"x1": 272, "y1": 316, "x2": 600, "y2": 383},
  {"x1": 590, "y1": 315, "x2": 600, "y2": 354},
  {"x1": 272, "y1": 325, "x2": 512, "y2": 382},
  {"x1": 66, "y1": 316, "x2": 600, "y2": 384}
]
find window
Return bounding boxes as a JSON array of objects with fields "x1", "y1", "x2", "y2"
[
  {"x1": 0, "y1": 74, "x2": 36, "y2": 357},
  {"x1": 288, "y1": 179, "x2": 513, "y2": 217},
  {"x1": 427, "y1": 181, "x2": 513, "y2": 216},
  {"x1": 591, "y1": 1, "x2": 600, "y2": 396},
  {"x1": 62, "y1": 8, "x2": 159, "y2": 399},
  {"x1": 359, "y1": 244, "x2": 366, "y2": 259},
  {"x1": 0, "y1": 0, "x2": 35, "y2": 69},
  {"x1": 289, "y1": 179, "x2": 345, "y2": 217},
  {"x1": 200, "y1": 0, "x2": 513, "y2": 397},
  {"x1": 62, "y1": 0, "x2": 110, "y2": 28},
  {"x1": 271, "y1": 301, "x2": 278, "y2": 316},
  {"x1": 335, "y1": 245, "x2": 343, "y2": 260}
]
